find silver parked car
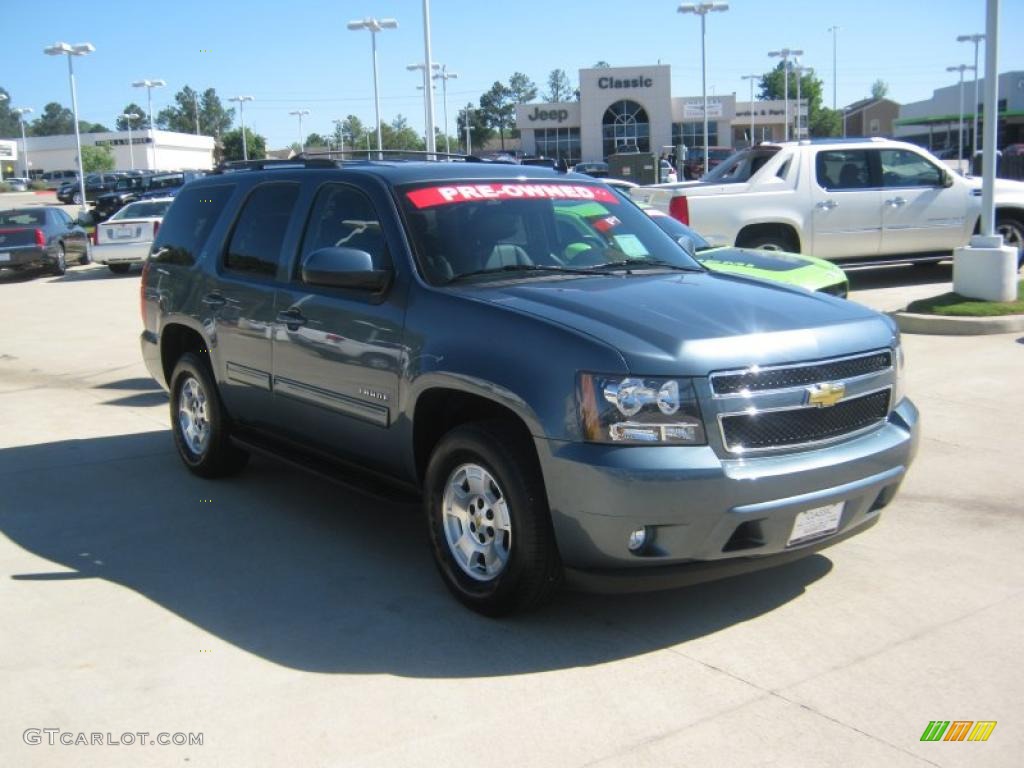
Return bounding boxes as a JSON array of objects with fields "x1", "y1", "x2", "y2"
[{"x1": 92, "y1": 198, "x2": 174, "y2": 274}]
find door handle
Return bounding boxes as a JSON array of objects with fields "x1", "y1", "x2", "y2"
[
  {"x1": 885, "y1": 197, "x2": 907, "y2": 207},
  {"x1": 202, "y1": 292, "x2": 226, "y2": 308},
  {"x1": 276, "y1": 309, "x2": 307, "y2": 329},
  {"x1": 815, "y1": 200, "x2": 839, "y2": 210}
]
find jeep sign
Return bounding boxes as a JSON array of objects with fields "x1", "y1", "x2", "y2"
[{"x1": 527, "y1": 107, "x2": 570, "y2": 123}]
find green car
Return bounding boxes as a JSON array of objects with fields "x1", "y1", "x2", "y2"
[{"x1": 556, "y1": 199, "x2": 849, "y2": 298}]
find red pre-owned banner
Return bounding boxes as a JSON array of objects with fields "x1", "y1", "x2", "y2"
[{"x1": 405, "y1": 183, "x2": 619, "y2": 209}]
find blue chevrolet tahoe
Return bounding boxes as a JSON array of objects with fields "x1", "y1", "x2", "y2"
[{"x1": 140, "y1": 157, "x2": 919, "y2": 615}]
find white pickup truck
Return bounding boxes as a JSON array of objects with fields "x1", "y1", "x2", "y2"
[{"x1": 630, "y1": 137, "x2": 1024, "y2": 267}]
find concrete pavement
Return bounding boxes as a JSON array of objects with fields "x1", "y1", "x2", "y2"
[{"x1": 1, "y1": 263, "x2": 1021, "y2": 767}]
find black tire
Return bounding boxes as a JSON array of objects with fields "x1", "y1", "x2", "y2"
[
  {"x1": 738, "y1": 231, "x2": 797, "y2": 253},
  {"x1": 424, "y1": 420, "x2": 561, "y2": 616},
  {"x1": 52, "y1": 244, "x2": 67, "y2": 276},
  {"x1": 169, "y1": 352, "x2": 249, "y2": 478},
  {"x1": 108, "y1": 264, "x2": 132, "y2": 274},
  {"x1": 995, "y1": 215, "x2": 1024, "y2": 269},
  {"x1": 72, "y1": 191, "x2": 83, "y2": 205}
]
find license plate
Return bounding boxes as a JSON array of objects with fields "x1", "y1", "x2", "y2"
[
  {"x1": 109, "y1": 225, "x2": 141, "y2": 240},
  {"x1": 0, "y1": 253, "x2": 9, "y2": 263},
  {"x1": 787, "y1": 502, "x2": 844, "y2": 546}
]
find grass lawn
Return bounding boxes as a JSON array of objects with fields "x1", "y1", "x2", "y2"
[{"x1": 906, "y1": 279, "x2": 1024, "y2": 317}]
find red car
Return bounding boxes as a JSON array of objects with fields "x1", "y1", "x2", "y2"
[{"x1": 684, "y1": 147, "x2": 735, "y2": 180}]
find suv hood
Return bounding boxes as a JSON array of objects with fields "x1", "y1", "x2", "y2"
[
  {"x1": 962, "y1": 174, "x2": 1024, "y2": 197},
  {"x1": 460, "y1": 272, "x2": 894, "y2": 375}
]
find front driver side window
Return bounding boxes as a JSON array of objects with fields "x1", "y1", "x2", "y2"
[
  {"x1": 879, "y1": 149, "x2": 943, "y2": 188},
  {"x1": 299, "y1": 184, "x2": 391, "y2": 279}
]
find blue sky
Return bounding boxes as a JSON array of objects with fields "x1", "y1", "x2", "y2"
[{"x1": 3, "y1": 0, "x2": 1022, "y2": 148}]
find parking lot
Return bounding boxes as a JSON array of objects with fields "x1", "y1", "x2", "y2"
[{"x1": 1, "y1": 248, "x2": 1022, "y2": 766}]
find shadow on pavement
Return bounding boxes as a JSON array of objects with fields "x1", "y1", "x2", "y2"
[
  {"x1": 845, "y1": 262, "x2": 952, "y2": 292},
  {"x1": 1, "y1": 431, "x2": 833, "y2": 677},
  {"x1": 50, "y1": 266, "x2": 137, "y2": 283},
  {"x1": 95, "y1": 378, "x2": 162, "y2": 392},
  {"x1": 99, "y1": 392, "x2": 167, "y2": 408}
]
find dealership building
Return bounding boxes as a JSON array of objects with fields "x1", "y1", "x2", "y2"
[
  {"x1": 16, "y1": 129, "x2": 215, "y2": 176},
  {"x1": 515, "y1": 64, "x2": 805, "y2": 165}
]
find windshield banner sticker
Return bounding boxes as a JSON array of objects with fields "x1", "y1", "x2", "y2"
[{"x1": 406, "y1": 183, "x2": 619, "y2": 209}]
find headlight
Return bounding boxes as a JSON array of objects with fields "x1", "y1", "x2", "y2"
[
  {"x1": 578, "y1": 373, "x2": 706, "y2": 444},
  {"x1": 892, "y1": 343, "x2": 906, "y2": 405}
]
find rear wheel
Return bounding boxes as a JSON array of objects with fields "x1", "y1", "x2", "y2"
[
  {"x1": 72, "y1": 191, "x2": 83, "y2": 205},
  {"x1": 738, "y1": 231, "x2": 797, "y2": 253},
  {"x1": 995, "y1": 215, "x2": 1024, "y2": 269},
  {"x1": 51, "y1": 244, "x2": 67, "y2": 276},
  {"x1": 108, "y1": 264, "x2": 132, "y2": 275},
  {"x1": 169, "y1": 352, "x2": 249, "y2": 478},
  {"x1": 424, "y1": 420, "x2": 561, "y2": 616}
]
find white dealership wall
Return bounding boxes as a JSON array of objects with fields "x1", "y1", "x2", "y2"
[
  {"x1": 22, "y1": 129, "x2": 215, "y2": 174},
  {"x1": 517, "y1": 64, "x2": 799, "y2": 162}
]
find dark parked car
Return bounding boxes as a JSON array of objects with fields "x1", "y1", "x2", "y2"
[
  {"x1": 92, "y1": 174, "x2": 155, "y2": 221},
  {"x1": 573, "y1": 161, "x2": 610, "y2": 178},
  {"x1": 140, "y1": 158, "x2": 917, "y2": 615},
  {"x1": 57, "y1": 172, "x2": 124, "y2": 205},
  {"x1": 683, "y1": 146, "x2": 735, "y2": 180},
  {"x1": 0, "y1": 207, "x2": 90, "y2": 275},
  {"x1": 135, "y1": 170, "x2": 206, "y2": 201}
]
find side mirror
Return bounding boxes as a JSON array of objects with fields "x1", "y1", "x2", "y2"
[
  {"x1": 942, "y1": 170, "x2": 954, "y2": 188},
  {"x1": 676, "y1": 235, "x2": 698, "y2": 258},
  {"x1": 301, "y1": 246, "x2": 391, "y2": 291}
]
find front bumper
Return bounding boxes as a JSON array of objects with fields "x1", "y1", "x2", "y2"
[
  {"x1": 93, "y1": 241, "x2": 152, "y2": 265},
  {"x1": 535, "y1": 398, "x2": 919, "y2": 590}
]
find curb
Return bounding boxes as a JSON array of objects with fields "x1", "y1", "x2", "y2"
[{"x1": 888, "y1": 310, "x2": 1024, "y2": 336}]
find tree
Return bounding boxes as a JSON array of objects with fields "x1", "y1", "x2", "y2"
[
  {"x1": 379, "y1": 114, "x2": 424, "y2": 151},
  {"x1": 80, "y1": 144, "x2": 115, "y2": 172},
  {"x1": 221, "y1": 127, "x2": 266, "y2": 161},
  {"x1": 593, "y1": 61, "x2": 611, "y2": 69},
  {"x1": 456, "y1": 104, "x2": 494, "y2": 153},
  {"x1": 31, "y1": 102, "x2": 75, "y2": 136},
  {"x1": 478, "y1": 82, "x2": 515, "y2": 150},
  {"x1": 340, "y1": 115, "x2": 367, "y2": 149},
  {"x1": 157, "y1": 86, "x2": 233, "y2": 138},
  {"x1": 508, "y1": 72, "x2": 538, "y2": 105},
  {"x1": 758, "y1": 62, "x2": 838, "y2": 137},
  {"x1": 871, "y1": 79, "x2": 889, "y2": 100},
  {"x1": 542, "y1": 69, "x2": 573, "y2": 103},
  {"x1": 79, "y1": 121, "x2": 109, "y2": 134},
  {"x1": 305, "y1": 132, "x2": 328, "y2": 147},
  {"x1": 0, "y1": 87, "x2": 20, "y2": 138},
  {"x1": 115, "y1": 103, "x2": 148, "y2": 131}
]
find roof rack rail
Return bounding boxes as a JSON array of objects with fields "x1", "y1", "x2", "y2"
[
  {"x1": 212, "y1": 158, "x2": 339, "y2": 174},
  {"x1": 296, "y1": 149, "x2": 486, "y2": 163}
]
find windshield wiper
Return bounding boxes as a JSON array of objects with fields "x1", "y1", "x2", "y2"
[
  {"x1": 447, "y1": 264, "x2": 607, "y2": 283},
  {"x1": 589, "y1": 259, "x2": 703, "y2": 272}
]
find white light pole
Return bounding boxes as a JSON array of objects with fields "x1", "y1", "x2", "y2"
[
  {"x1": 793, "y1": 63, "x2": 812, "y2": 140},
  {"x1": 957, "y1": 33, "x2": 985, "y2": 160},
  {"x1": 421, "y1": 0, "x2": 437, "y2": 155},
  {"x1": 121, "y1": 112, "x2": 139, "y2": 169},
  {"x1": 432, "y1": 64, "x2": 459, "y2": 155},
  {"x1": 132, "y1": 78, "x2": 165, "y2": 170},
  {"x1": 947, "y1": 64, "x2": 974, "y2": 168},
  {"x1": 289, "y1": 109, "x2": 310, "y2": 154},
  {"x1": 828, "y1": 26, "x2": 841, "y2": 134},
  {"x1": 193, "y1": 91, "x2": 201, "y2": 135},
  {"x1": 13, "y1": 107, "x2": 34, "y2": 179},
  {"x1": 229, "y1": 96, "x2": 254, "y2": 161},
  {"x1": 462, "y1": 104, "x2": 475, "y2": 155},
  {"x1": 768, "y1": 48, "x2": 803, "y2": 141},
  {"x1": 678, "y1": 3, "x2": 729, "y2": 176},
  {"x1": 333, "y1": 118, "x2": 346, "y2": 157},
  {"x1": 0, "y1": 95, "x2": 7, "y2": 181},
  {"x1": 407, "y1": 63, "x2": 432, "y2": 149},
  {"x1": 740, "y1": 74, "x2": 758, "y2": 145},
  {"x1": 46, "y1": 42, "x2": 95, "y2": 209},
  {"x1": 348, "y1": 17, "x2": 398, "y2": 158}
]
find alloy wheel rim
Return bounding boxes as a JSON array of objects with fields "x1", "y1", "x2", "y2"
[
  {"x1": 441, "y1": 463, "x2": 512, "y2": 581},
  {"x1": 177, "y1": 376, "x2": 211, "y2": 456}
]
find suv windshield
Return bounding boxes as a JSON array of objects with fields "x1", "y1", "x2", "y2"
[
  {"x1": 701, "y1": 147, "x2": 780, "y2": 183},
  {"x1": 399, "y1": 181, "x2": 703, "y2": 283}
]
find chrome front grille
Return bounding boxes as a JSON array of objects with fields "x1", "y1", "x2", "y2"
[
  {"x1": 711, "y1": 350, "x2": 892, "y2": 396},
  {"x1": 720, "y1": 388, "x2": 891, "y2": 452}
]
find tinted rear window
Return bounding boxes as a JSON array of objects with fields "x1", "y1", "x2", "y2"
[
  {"x1": 0, "y1": 210, "x2": 46, "y2": 226},
  {"x1": 150, "y1": 185, "x2": 234, "y2": 265}
]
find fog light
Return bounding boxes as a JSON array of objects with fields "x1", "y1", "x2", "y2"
[{"x1": 628, "y1": 526, "x2": 649, "y2": 552}]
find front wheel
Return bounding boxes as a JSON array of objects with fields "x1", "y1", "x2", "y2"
[
  {"x1": 995, "y1": 215, "x2": 1024, "y2": 269},
  {"x1": 169, "y1": 352, "x2": 249, "y2": 478},
  {"x1": 424, "y1": 421, "x2": 561, "y2": 616}
]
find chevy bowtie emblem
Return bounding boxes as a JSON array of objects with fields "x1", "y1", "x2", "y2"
[{"x1": 806, "y1": 382, "x2": 846, "y2": 407}]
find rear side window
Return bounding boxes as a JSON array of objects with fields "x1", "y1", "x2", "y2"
[
  {"x1": 224, "y1": 183, "x2": 300, "y2": 278},
  {"x1": 299, "y1": 184, "x2": 391, "y2": 274},
  {"x1": 816, "y1": 150, "x2": 872, "y2": 190},
  {"x1": 150, "y1": 184, "x2": 234, "y2": 266}
]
